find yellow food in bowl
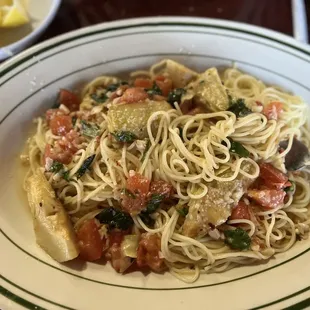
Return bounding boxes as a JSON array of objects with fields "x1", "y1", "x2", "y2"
[{"x1": 0, "y1": 0, "x2": 29, "y2": 28}]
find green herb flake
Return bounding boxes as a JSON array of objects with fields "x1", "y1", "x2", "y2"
[
  {"x1": 49, "y1": 161, "x2": 64, "y2": 173},
  {"x1": 141, "y1": 139, "x2": 151, "y2": 162},
  {"x1": 176, "y1": 205, "x2": 188, "y2": 217},
  {"x1": 90, "y1": 93, "x2": 108, "y2": 104},
  {"x1": 76, "y1": 154, "x2": 96, "y2": 179},
  {"x1": 81, "y1": 120, "x2": 100, "y2": 138},
  {"x1": 167, "y1": 88, "x2": 186, "y2": 105},
  {"x1": 95, "y1": 207, "x2": 133, "y2": 230},
  {"x1": 228, "y1": 138, "x2": 250, "y2": 157},
  {"x1": 122, "y1": 188, "x2": 136, "y2": 199},
  {"x1": 228, "y1": 97, "x2": 252, "y2": 117},
  {"x1": 106, "y1": 81, "x2": 128, "y2": 92},
  {"x1": 145, "y1": 82, "x2": 162, "y2": 96},
  {"x1": 285, "y1": 180, "x2": 296, "y2": 193},
  {"x1": 112, "y1": 131, "x2": 137, "y2": 143},
  {"x1": 72, "y1": 116, "x2": 77, "y2": 127},
  {"x1": 224, "y1": 227, "x2": 251, "y2": 250},
  {"x1": 145, "y1": 194, "x2": 164, "y2": 214},
  {"x1": 62, "y1": 170, "x2": 70, "y2": 181},
  {"x1": 139, "y1": 212, "x2": 155, "y2": 227}
]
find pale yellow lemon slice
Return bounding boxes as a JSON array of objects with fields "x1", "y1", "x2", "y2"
[{"x1": 0, "y1": 0, "x2": 29, "y2": 28}]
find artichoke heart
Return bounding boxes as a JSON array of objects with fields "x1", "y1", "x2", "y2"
[{"x1": 26, "y1": 169, "x2": 79, "y2": 262}]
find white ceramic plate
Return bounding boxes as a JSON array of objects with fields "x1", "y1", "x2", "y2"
[
  {"x1": 0, "y1": 0, "x2": 61, "y2": 61},
  {"x1": 0, "y1": 17, "x2": 310, "y2": 310}
]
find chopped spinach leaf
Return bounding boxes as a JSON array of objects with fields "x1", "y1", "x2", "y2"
[
  {"x1": 49, "y1": 161, "x2": 63, "y2": 173},
  {"x1": 228, "y1": 138, "x2": 249, "y2": 157},
  {"x1": 122, "y1": 188, "x2": 136, "y2": 199},
  {"x1": 228, "y1": 97, "x2": 252, "y2": 117},
  {"x1": 139, "y1": 212, "x2": 155, "y2": 227},
  {"x1": 72, "y1": 116, "x2": 77, "y2": 127},
  {"x1": 81, "y1": 120, "x2": 100, "y2": 138},
  {"x1": 112, "y1": 131, "x2": 137, "y2": 143},
  {"x1": 167, "y1": 88, "x2": 186, "y2": 105},
  {"x1": 90, "y1": 93, "x2": 108, "y2": 103},
  {"x1": 62, "y1": 170, "x2": 70, "y2": 181},
  {"x1": 145, "y1": 194, "x2": 164, "y2": 214},
  {"x1": 224, "y1": 227, "x2": 251, "y2": 250},
  {"x1": 145, "y1": 82, "x2": 162, "y2": 96},
  {"x1": 285, "y1": 180, "x2": 296, "y2": 193},
  {"x1": 176, "y1": 205, "x2": 188, "y2": 217},
  {"x1": 106, "y1": 81, "x2": 128, "y2": 92},
  {"x1": 95, "y1": 207, "x2": 133, "y2": 230},
  {"x1": 178, "y1": 127, "x2": 184, "y2": 141},
  {"x1": 141, "y1": 139, "x2": 151, "y2": 162},
  {"x1": 76, "y1": 154, "x2": 95, "y2": 178},
  {"x1": 199, "y1": 80, "x2": 205, "y2": 84}
]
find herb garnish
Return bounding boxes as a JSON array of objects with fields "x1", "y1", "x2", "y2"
[
  {"x1": 145, "y1": 82, "x2": 162, "y2": 96},
  {"x1": 141, "y1": 139, "x2": 151, "y2": 162},
  {"x1": 167, "y1": 88, "x2": 186, "y2": 105},
  {"x1": 285, "y1": 180, "x2": 296, "y2": 193},
  {"x1": 224, "y1": 227, "x2": 251, "y2": 250},
  {"x1": 228, "y1": 97, "x2": 252, "y2": 117},
  {"x1": 76, "y1": 154, "x2": 95, "y2": 178},
  {"x1": 106, "y1": 81, "x2": 128, "y2": 92},
  {"x1": 95, "y1": 207, "x2": 133, "y2": 230},
  {"x1": 90, "y1": 93, "x2": 108, "y2": 103},
  {"x1": 176, "y1": 205, "x2": 188, "y2": 217},
  {"x1": 81, "y1": 120, "x2": 100, "y2": 138},
  {"x1": 112, "y1": 131, "x2": 137, "y2": 143},
  {"x1": 49, "y1": 161, "x2": 63, "y2": 173},
  {"x1": 228, "y1": 138, "x2": 250, "y2": 157}
]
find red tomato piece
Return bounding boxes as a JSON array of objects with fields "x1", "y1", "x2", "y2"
[
  {"x1": 134, "y1": 78, "x2": 153, "y2": 89},
  {"x1": 247, "y1": 189, "x2": 286, "y2": 209},
  {"x1": 230, "y1": 201, "x2": 251, "y2": 220},
  {"x1": 263, "y1": 102, "x2": 283, "y2": 120},
  {"x1": 259, "y1": 163, "x2": 289, "y2": 190},
  {"x1": 155, "y1": 75, "x2": 173, "y2": 96},
  {"x1": 120, "y1": 87, "x2": 148, "y2": 103},
  {"x1": 76, "y1": 219, "x2": 104, "y2": 261},
  {"x1": 59, "y1": 89, "x2": 80, "y2": 111},
  {"x1": 137, "y1": 233, "x2": 166, "y2": 272},
  {"x1": 149, "y1": 180, "x2": 174, "y2": 199},
  {"x1": 121, "y1": 173, "x2": 150, "y2": 215},
  {"x1": 58, "y1": 130, "x2": 82, "y2": 154},
  {"x1": 43, "y1": 144, "x2": 72, "y2": 165},
  {"x1": 49, "y1": 115, "x2": 73, "y2": 136}
]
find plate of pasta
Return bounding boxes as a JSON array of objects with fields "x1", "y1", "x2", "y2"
[{"x1": 1, "y1": 17, "x2": 310, "y2": 310}]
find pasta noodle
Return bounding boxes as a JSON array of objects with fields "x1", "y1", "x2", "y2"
[{"x1": 23, "y1": 60, "x2": 310, "y2": 282}]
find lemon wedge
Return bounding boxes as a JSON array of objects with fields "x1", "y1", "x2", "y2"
[{"x1": 0, "y1": 0, "x2": 29, "y2": 28}]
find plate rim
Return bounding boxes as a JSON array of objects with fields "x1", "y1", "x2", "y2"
[{"x1": 1, "y1": 16, "x2": 310, "y2": 310}]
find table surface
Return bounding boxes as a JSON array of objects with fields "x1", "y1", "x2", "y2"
[{"x1": 38, "y1": 0, "x2": 310, "y2": 43}]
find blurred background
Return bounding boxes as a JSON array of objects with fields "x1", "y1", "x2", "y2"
[{"x1": 41, "y1": 0, "x2": 309, "y2": 42}]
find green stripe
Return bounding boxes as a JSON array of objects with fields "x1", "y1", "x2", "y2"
[
  {"x1": 284, "y1": 298, "x2": 310, "y2": 310},
  {"x1": 251, "y1": 286, "x2": 310, "y2": 309},
  {"x1": 0, "y1": 22, "x2": 309, "y2": 85},
  {"x1": 0, "y1": 20, "x2": 310, "y2": 309},
  {"x1": 0, "y1": 275, "x2": 75, "y2": 310},
  {"x1": 0, "y1": 285, "x2": 46, "y2": 310}
]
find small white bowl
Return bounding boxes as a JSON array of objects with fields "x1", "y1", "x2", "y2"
[{"x1": 0, "y1": 0, "x2": 61, "y2": 61}]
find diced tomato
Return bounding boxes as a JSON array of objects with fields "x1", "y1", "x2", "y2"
[
  {"x1": 134, "y1": 78, "x2": 153, "y2": 89},
  {"x1": 49, "y1": 115, "x2": 73, "y2": 136},
  {"x1": 58, "y1": 130, "x2": 82, "y2": 154},
  {"x1": 230, "y1": 201, "x2": 251, "y2": 220},
  {"x1": 76, "y1": 219, "x2": 104, "y2": 261},
  {"x1": 154, "y1": 75, "x2": 173, "y2": 96},
  {"x1": 45, "y1": 109, "x2": 63, "y2": 124},
  {"x1": 120, "y1": 87, "x2": 148, "y2": 103},
  {"x1": 247, "y1": 189, "x2": 286, "y2": 209},
  {"x1": 149, "y1": 180, "x2": 174, "y2": 199},
  {"x1": 109, "y1": 230, "x2": 127, "y2": 246},
  {"x1": 108, "y1": 243, "x2": 133, "y2": 273},
  {"x1": 59, "y1": 89, "x2": 80, "y2": 111},
  {"x1": 121, "y1": 173, "x2": 150, "y2": 215},
  {"x1": 256, "y1": 101, "x2": 263, "y2": 107},
  {"x1": 137, "y1": 233, "x2": 166, "y2": 272},
  {"x1": 263, "y1": 101, "x2": 283, "y2": 120},
  {"x1": 259, "y1": 163, "x2": 289, "y2": 190},
  {"x1": 43, "y1": 144, "x2": 72, "y2": 165}
]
